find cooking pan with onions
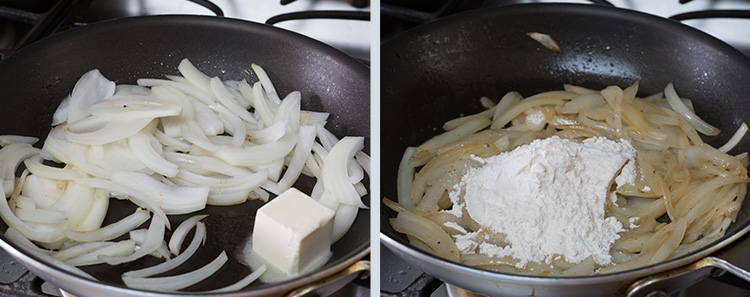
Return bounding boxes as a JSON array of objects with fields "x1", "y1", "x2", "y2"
[
  {"x1": 381, "y1": 3, "x2": 750, "y2": 296},
  {"x1": 0, "y1": 15, "x2": 370, "y2": 296}
]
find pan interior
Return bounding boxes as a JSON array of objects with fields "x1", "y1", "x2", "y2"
[{"x1": 0, "y1": 15, "x2": 370, "y2": 292}]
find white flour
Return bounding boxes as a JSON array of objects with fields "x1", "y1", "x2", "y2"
[{"x1": 451, "y1": 136, "x2": 636, "y2": 267}]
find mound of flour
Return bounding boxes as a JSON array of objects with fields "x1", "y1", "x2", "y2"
[{"x1": 454, "y1": 136, "x2": 636, "y2": 267}]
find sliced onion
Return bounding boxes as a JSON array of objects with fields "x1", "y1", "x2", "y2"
[
  {"x1": 154, "y1": 130, "x2": 191, "y2": 152},
  {"x1": 24, "y1": 155, "x2": 81, "y2": 180},
  {"x1": 0, "y1": 135, "x2": 38, "y2": 147},
  {"x1": 321, "y1": 137, "x2": 366, "y2": 208},
  {"x1": 278, "y1": 125, "x2": 316, "y2": 192},
  {"x1": 124, "y1": 222, "x2": 206, "y2": 278},
  {"x1": 127, "y1": 132, "x2": 179, "y2": 178},
  {"x1": 67, "y1": 69, "x2": 116, "y2": 124},
  {"x1": 206, "y1": 264, "x2": 266, "y2": 293},
  {"x1": 0, "y1": 143, "x2": 40, "y2": 189},
  {"x1": 210, "y1": 77, "x2": 257, "y2": 125},
  {"x1": 177, "y1": 58, "x2": 211, "y2": 93},
  {"x1": 53, "y1": 241, "x2": 115, "y2": 261},
  {"x1": 88, "y1": 95, "x2": 181, "y2": 119},
  {"x1": 66, "y1": 240, "x2": 136, "y2": 266},
  {"x1": 122, "y1": 251, "x2": 228, "y2": 291},
  {"x1": 71, "y1": 188, "x2": 110, "y2": 232},
  {"x1": 192, "y1": 100, "x2": 224, "y2": 136},
  {"x1": 315, "y1": 123, "x2": 339, "y2": 151},
  {"x1": 5, "y1": 228, "x2": 96, "y2": 280},
  {"x1": 75, "y1": 178, "x2": 169, "y2": 228},
  {"x1": 111, "y1": 170, "x2": 208, "y2": 216},
  {"x1": 99, "y1": 215, "x2": 165, "y2": 265},
  {"x1": 168, "y1": 215, "x2": 207, "y2": 255},
  {"x1": 251, "y1": 63, "x2": 281, "y2": 105},
  {"x1": 332, "y1": 204, "x2": 358, "y2": 243},
  {"x1": 52, "y1": 95, "x2": 71, "y2": 126},
  {"x1": 241, "y1": 80, "x2": 273, "y2": 127},
  {"x1": 664, "y1": 83, "x2": 720, "y2": 136},
  {"x1": 246, "y1": 121, "x2": 286, "y2": 144},
  {"x1": 14, "y1": 208, "x2": 66, "y2": 224},
  {"x1": 209, "y1": 104, "x2": 245, "y2": 147},
  {"x1": 274, "y1": 91, "x2": 301, "y2": 133},
  {"x1": 215, "y1": 133, "x2": 298, "y2": 167},
  {"x1": 66, "y1": 209, "x2": 150, "y2": 242},
  {"x1": 355, "y1": 151, "x2": 371, "y2": 176},
  {"x1": 719, "y1": 122, "x2": 748, "y2": 153},
  {"x1": 63, "y1": 116, "x2": 154, "y2": 145}
]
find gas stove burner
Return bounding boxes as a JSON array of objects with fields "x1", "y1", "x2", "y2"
[
  {"x1": 0, "y1": 19, "x2": 17, "y2": 50},
  {"x1": 281, "y1": 0, "x2": 369, "y2": 8}
]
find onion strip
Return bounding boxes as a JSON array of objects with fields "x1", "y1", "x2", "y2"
[{"x1": 122, "y1": 251, "x2": 228, "y2": 291}]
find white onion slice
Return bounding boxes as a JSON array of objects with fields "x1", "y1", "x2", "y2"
[
  {"x1": 63, "y1": 116, "x2": 154, "y2": 145},
  {"x1": 241, "y1": 80, "x2": 273, "y2": 127},
  {"x1": 719, "y1": 122, "x2": 748, "y2": 153},
  {"x1": 124, "y1": 222, "x2": 206, "y2": 278},
  {"x1": 321, "y1": 137, "x2": 366, "y2": 208},
  {"x1": 87, "y1": 96, "x2": 181, "y2": 119},
  {"x1": 0, "y1": 143, "x2": 40, "y2": 193},
  {"x1": 275, "y1": 91, "x2": 301, "y2": 133},
  {"x1": 206, "y1": 264, "x2": 266, "y2": 293},
  {"x1": 5, "y1": 228, "x2": 96, "y2": 280},
  {"x1": 127, "y1": 132, "x2": 179, "y2": 178},
  {"x1": 0, "y1": 183, "x2": 61, "y2": 242},
  {"x1": 52, "y1": 95, "x2": 72, "y2": 126},
  {"x1": 168, "y1": 215, "x2": 207, "y2": 255},
  {"x1": 66, "y1": 209, "x2": 150, "y2": 242},
  {"x1": 54, "y1": 241, "x2": 114, "y2": 261},
  {"x1": 20, "y1": 175, "x2": 64, "y2": 209},
  {"x1": 0, "y1": 135, "x2": 38, "y2": 147},
  {"x1": 664, "y1": 83, "x2": 720, "y2": 136},
  {"x1": 67, "y1": 69, "x2": 116, "y2": 124},
  {"x1": 251, "y1": 64, "x2": 281, "y2": 105},
  {"x1": 122, "y1": 251, "x2": 228, "y2": 291},
  {"x1": 99, "y1": 215, "x2": 165, "y2": 265},
  {"x1": 176, "y1": 170, "x2": 267, "y2": 189},
  {"x1": 192, "y1": 100, "x2": 224, "y2": 136},
  {"x1": 332, "y1": 204, "x2": 358, "y2": 242},
  {"x1": 355, "y1": 151, "x2": 371, "y2": 176},
  {"x1": 66, "y1": 240, "x2": 136, "y2": 266},
  {"x1": 154, "y1": 130, "x2": 191, "y2": 152},
  {"x1": 111, "y1": 170, "x2": 208, "y2": 216},
  {"x1": 14, "y1": 208, "x2": 66, "y2": 224},
  {"x1": 23, "y1": 155, "x2": 81, "y2": 180},
  {"x1": 278, "y1": 125, "x2": 316, "y2": 192},
  {"x1": 210, "y1": 77, "x2": 257, "y2": 125},
  {"x1": 209, "y1": 104, "x2": 245, "y2": 147},
  {"x1": 71, "y1": 188, "x2": 110, "y2": 232},
  {"x1": 215, "y1": 133, "x2": 297, "y2": 167},
  {"x1": 75, "y1": 178, "x2": 169, "y2": 228},
  {"x1": 246, "y1": 121, "x2": 286, "y2": 144},
  {"x1": 177, "y1": 59, "x2": 211, "y2": 92}
]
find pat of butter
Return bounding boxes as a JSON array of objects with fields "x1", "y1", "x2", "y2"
[{"x1": 252, "y1": 188, "x2": 335, "y2": 275}]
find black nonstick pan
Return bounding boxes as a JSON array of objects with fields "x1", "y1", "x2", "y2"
[
  {"x1": 0, "y1": 14, "x2": 370, "y2": 296},
  {"x1": 381, "y1": 3, "x2": 750, "y2": 296}
]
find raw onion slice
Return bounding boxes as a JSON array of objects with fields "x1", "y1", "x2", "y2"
[
  {"x1": 5, "y1": 228, "x2": 96, "y2": 280},
  {"x1": 177, "y1": 59, "x2": 211, "y2": 93},
  {"x1": 0, "y1": 143, "x2": 40, "y2": 195},
  {"x1": 127, "y1": 132, "x2": 179, "y2": 178},
  {"x1": 111, "y1": 170, "x2": 208, "y2": 215},
  {"x1": 53, "y1": 241, "x2": 115, "y2": 261},
  {"x1": 240, "y1": 80, "x2": 273, "y2": 127},
  {"x1": 210, "y1": 77, "x2": 257, "y2": 125},
  {"x1": 168, "y1": 215, "x2": 207, "y2": 255},
  {"x1": 66, "y1": 240, "x2": 136, "y2": 266},
  {"x1": 124, "y1": 222, "x2": 206, "y2": 278},
  {"x1": 251, "y1": 63, "x2": 281, "y2": 105},
  {"x1": 0, "y1": 135, "x2": 38, "y2": 147},
  {"x1": 215, "y1": 133, "x2": 298, "y2": 167},
  {"x1": 63, "y1": 116, "x2": 154, "y2": 145},
  {"x1": 206, "y1": 264, "x2": 266, "y2": 293},
  {"x1": 87, "y1": 95, "x2": 181, "y2": 119},
  {"x1": 122, "y1": 251, "x2": 228, "y2": 291},
  {"x1": 278, "y1": 125, "x2": 316, "y2": 192},
  {"x1": 66, "y1": 209, "x2": 150, "y2": 242},
  {"x1": 99, "y1": 215, "x2": 165, "y2": 265},
  {"x1": 321, "y1": 137, "x2": 366, "y2": 208},
  {"x1": 67, "y1": 69, "x2": 116, "y2": 124},
  {"x1": 23, "y1": 155, "x2": 80, "y2": 180},
  {"x1": 75, "y1": 178, "x2": 169, "y2": 228},
  {"x1": 664, "y1": 83, "x2": 720, "y2": 136},
  {"x1": 246, "y1": 121, "x2": 286, "y2": 144}
]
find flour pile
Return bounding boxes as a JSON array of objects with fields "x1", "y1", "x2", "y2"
[{"x1": 450, "y1": 136, "x2": 637, "y2": 268}]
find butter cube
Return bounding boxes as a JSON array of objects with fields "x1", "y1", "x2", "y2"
[{"x1": 252, "y1": 188, "x2": 335, "y2": 275}]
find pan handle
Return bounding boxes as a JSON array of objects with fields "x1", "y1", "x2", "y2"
[
  {"x1": 285, "y1": 260, "x2": 370, "y2": 297},
  {"x1": 626, "y1": 256, "x2": 750, "y2": 297}
]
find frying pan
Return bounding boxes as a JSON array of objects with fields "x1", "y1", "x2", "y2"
[
  {"x1": 0, "y1": 14, "x2": 370, "y2": 296},
  {"x1": 381, "y1": 3, "x2": 750, "y2": 296}
]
